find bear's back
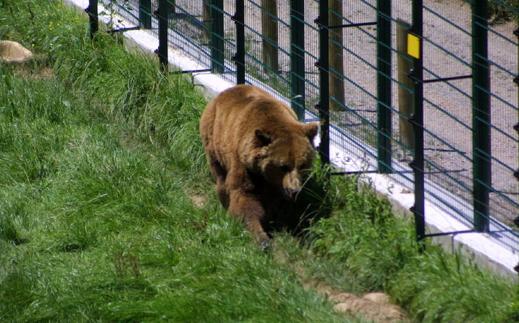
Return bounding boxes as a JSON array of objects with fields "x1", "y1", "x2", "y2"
[
  {"x1": 203, "y1": 85, "x2": 297, "y2": 141},
  {"x1": 216, "y1": 85, "x2": 296, "y2": 128}
]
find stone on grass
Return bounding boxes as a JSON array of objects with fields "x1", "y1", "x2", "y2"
[{"x1": 0, "y1": 40, "x2": 33, "y2": 63}]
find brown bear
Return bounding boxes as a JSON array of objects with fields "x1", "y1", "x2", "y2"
[{"x1": 199, "y1": 84, "x2": 319, "y2": 248}]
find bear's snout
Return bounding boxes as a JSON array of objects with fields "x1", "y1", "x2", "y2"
[
  {"x1": 283, "y1": 187, "x2": 301, "y2": 200},
  {"x1": 282, "y1": 171, "x2": 302, "y2": 200}
]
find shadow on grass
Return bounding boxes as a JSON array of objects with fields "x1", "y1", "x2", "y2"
[{"x1": 262, "y1": 169, "x2": 333, "y2": 244}]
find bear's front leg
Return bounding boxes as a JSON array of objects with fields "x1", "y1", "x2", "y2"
[
  {"x1": 206, "y1": 153, "x2": 229, "y2": 208},
  {"x1": 216, "y1": 180, "x2": 229, "y2": 209},
  {"x1": 228, "y1": 189, "x2": 270, "y2": 249}
]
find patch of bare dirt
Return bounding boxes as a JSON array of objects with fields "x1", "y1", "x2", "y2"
[
  {"x1": 188, "y1": 192, "x2": 208, "y2": 208},
  {"x1": 14, "y1": 66, "x2": 54, "y2": 80},
  {"x1": 331, "y1": 292, "x2": 407, "y2": 323},
  {"x1": 273, "y1": 245, "x2": 409, "y2": 323}
]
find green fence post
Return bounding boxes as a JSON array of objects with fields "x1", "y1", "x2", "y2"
[
  {"x1": 290, "y1": 0, "x2": 305, "y2": 120},
  {"x1": 234, "y1": 0, "x2": 245, "y2": 84},
  {"x1": 139, "y1": 0, "x2": 152, "y2": 29},
  {"x1": 210, "y1": 0, "x2": 224, "y2": 73},
  {"x1": 86, "y1": 0, "x2": 99, "y2": 39},
  {"x1": 472, "y1": 0, "x2": 491, "y2": 232},
  {"x1": 410, "y1": 0, "x2": 425, "y2": 245},
  {"x1": 376, "y1": 0, "x2": 392, "y2": 173},
  {"x1": 317, "y1": 0, "x2": 330, "y2": 164},
  {"x1": 157, "y1": 0, "x2": 169, "y2": 71}
]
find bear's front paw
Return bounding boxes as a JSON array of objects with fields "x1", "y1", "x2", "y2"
[{"x1": 259, "y1": 238, "x2": 272, "y2": 252}]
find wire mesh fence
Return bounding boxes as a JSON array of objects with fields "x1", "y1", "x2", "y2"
[{"x1": 89, "y1": 0, "x2": 518, "y2": 252}]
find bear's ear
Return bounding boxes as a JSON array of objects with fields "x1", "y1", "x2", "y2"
[
  {"x1": 303, "y1": 122, "x2": 319, "y2": 141},
  {"x1": 255, "y1": 129, "x2": 272, "y2": 147}
]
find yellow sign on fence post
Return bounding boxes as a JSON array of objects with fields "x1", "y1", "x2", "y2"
[{"x1": 407, "y1": 33, "x2": 420, "y2": 59}]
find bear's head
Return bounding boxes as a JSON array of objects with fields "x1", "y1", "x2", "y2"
[{"x1": 246, "y1": 122, "x2": 319, "y2": 200}]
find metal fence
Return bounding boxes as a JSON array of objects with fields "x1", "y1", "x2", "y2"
[{"x1": 86, "y1": 0, "x2": 518, "y2": 251}]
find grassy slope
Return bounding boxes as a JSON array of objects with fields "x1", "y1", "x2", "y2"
[{"x1": 0, "y1": 0, "x2": 517, "y2": 322}]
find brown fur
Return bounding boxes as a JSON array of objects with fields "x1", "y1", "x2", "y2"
[{"x1": 199, "y1": 85, "x2": 319, "y2": 246}]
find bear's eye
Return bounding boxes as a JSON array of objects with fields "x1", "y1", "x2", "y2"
[{"x1": 280, "y1": 165, "x2": 291, "y2": 173}]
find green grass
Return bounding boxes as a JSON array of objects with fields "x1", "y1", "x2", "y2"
[{"x1": 0, "y1": 1, "x2": 517, "y2": 322}]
